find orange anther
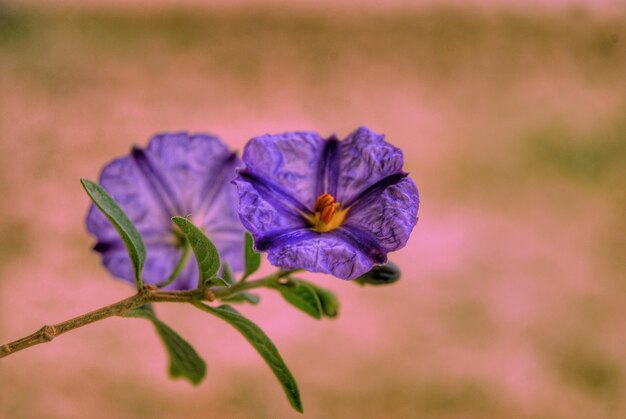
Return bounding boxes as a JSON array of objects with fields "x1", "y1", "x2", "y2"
[
  {"x1": 320, "y1": 204, "x2": 336, "y2": 224},
  {"x1": 314, "y1": 193, "x2": 335, "y2": 212},
  {"x1": 305, "y1": 193, "x2": 349, "y2": 232}
]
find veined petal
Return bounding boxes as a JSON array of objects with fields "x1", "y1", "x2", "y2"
[
  {"x1": 205, "y1": 226, "x2": 246, "y2": 272},
  {"x1": 236, "y1": 171, "x2": 310, "y2": 215},
  {"x1": 336, "y1": 127, "x2": 405, "y2": 204},
  {"x1": 146, "y1": 133, "x2": 239, "y2": 216},
  {"x1": 147, "y1": 133, "x2": 246, "y2": 274},
  {"x1": 345, "y1": 177, "x2": 419, "y2": 251},
  {"x1": 131, "y1": 146, "x2": 185, "y2": 216},
  {"x1": 254, "y1": 228, "x2": 317, "y2": 252},
  {"x1": 343, "y1": 172, "x2": 408, "y2": 208},
  {"x1": 332, "y1": 225, "x2": 387, "y2": 264},
  {"x1": 86, "y1": 156, "x2": 172, "y2": 242},
  {"x1": 315, "y1": 136, "x2": 341, "y2": 198},
  {"x1": 266, "y1": 231, "x2": 380, "y2": 280},
  {"x1": 97, "y1": 241, "x2": 194, "y2": 290},
  {"x1": 233, "y1": 174, "x2": 308, "y2": 238},
  {"x1": 242, "y1": 131, "x2": 326, "y2": 209}
]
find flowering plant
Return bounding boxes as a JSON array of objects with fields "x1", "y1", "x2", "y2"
[{"x1": 0, "y1": 128, "x2": 419, "y2": 413}]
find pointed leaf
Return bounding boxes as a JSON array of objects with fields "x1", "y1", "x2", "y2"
[
  {"x1": 81, "y1": 178, "x2": 145, "y2": 289},
  {"x1": 222, "y1": 291, "x2": 261, "y2": 305},
  {"x1": 312, "y1": 286, "x2": 340, "y2": 318},
  {"x1": 275, "y1": 281, "x2": 322, "y2": 319},
  {"x1": 294, "y1": 279, "x2": 340, "y2": 318},
  {"x1": 172, "y1": 216, "x2": 220, "y2": 287},
  {"x1": 210, "y1": 276, "x2": 231, "y2": 287},
  {"x1": 125, "y1": 305, "x2": 206, "y2": 385},
  {"x1": 214, "y1": 304, "x2": 242, "y2": 315},
  {"x1": 243, "y1": 232, "x2": 261, "y2": 279},
  {"x1": 192, "y1": 302, "x2": 303, "y2": 413},
  {"x1": 222, "y1": 262, "x2": 236, "y2": 285}
]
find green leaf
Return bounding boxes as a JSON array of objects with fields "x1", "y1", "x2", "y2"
[
  {"x1": 222, "y1": 291, "x2": 261, "y2": 305},
  {"x1": 222, "y1": 262, "x2": 236, "y2": 285},
  {"x1": 220, "y1": 263, "x2": 258, "y2": 302},
  {"x1": 125, "y1": 305, "x2": 206, "y2": 385},
  {"x1": 243, "y1": 232, "x2": 261, "y2": 279},
  {"x1": 172, "y1": 216, "x2": 221, "y2": 287},
  {"x1": 81, "y1": 178, "x2": 145, "y2": 289},
  {"x1": 312, "y1": 286, "x2": 340, "y2": 318},
  {"x1": 274, "y1": 281, "x2": 322, "y2": 319},
  {"x1": 296, "y1": 280, "x2": 340, "y2": 318},
  {"x1": 193, "y1": 302, "x2": 303, "y2": 413}
]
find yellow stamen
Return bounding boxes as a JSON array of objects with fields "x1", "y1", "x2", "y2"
[
  {"x1": 305, "y1": 193, "x2": 349, "y2": 232},
  {"x1": 314, "y1": 193, "x2": 335, "y2": 212}
]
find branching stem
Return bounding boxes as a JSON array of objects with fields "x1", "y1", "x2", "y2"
[{"x1": 0, "y1": 269, "x2": 299, "y2": 359}]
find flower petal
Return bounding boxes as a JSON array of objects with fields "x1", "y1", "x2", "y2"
[
  {"x1": 95, "y1": 240, "x2": 195, "y2": 290},
  {"x1": 145, "y1": 133, "x2": 239, "y2": 214},
  {"x1": 205, "y1": 226, "x2": 246, "y2": 272},
  {"x1": 233, "y1": 174, "x2": 308, "y2": 239},
  {"x1": 236, "y1": 171, "x2": 310, "y2": 216},
  {"x1": 146, "y1": 133, "x2": 246, "y2": 273},
  {"x1": 254, "y1": 228, "x2": 317, "y2": 252},
  {"x1": 131, "y1": 146, "x2": 185, "y2": 215},
  {"x1": 336, "y1": 127, "x2": 405, "y2": 204},
  {"x1": 86, "y1": 156, "x2": 172, "y2": 242},
  {"x1": 242, "y1": 131, "x2": 327, "y2": 209},
  {"x1": 345, "y1": 176, "x2": 419, "y2": 251},
  {"x1": 315, "y1": 136, "x2": 341, "y2": 198},
  {"x1": 265, "y1": 230, "x2": 380, "y2": 280}
]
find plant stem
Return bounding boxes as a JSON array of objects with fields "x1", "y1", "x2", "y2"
[
  {"x1": 0, "y1": 290, "x2": 151, "y2": 359},
  {"x1": 0, "y1": 269, "x2": 300, "y2": 359},
  {"x1": 212, "y1": 269, "x2": 299, "y2": 298}
]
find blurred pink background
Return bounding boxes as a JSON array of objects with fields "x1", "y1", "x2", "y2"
[{"x1": 1, "y1": 0, "x2": 625, "y2": 418}]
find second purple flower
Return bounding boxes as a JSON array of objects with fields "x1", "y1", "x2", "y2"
[
  {"x1": 233, "y1": 127, "x2": 419, "y2": 279},
  {"x1": 86, "y1": 133, "x2": 244, "y2": 290}
]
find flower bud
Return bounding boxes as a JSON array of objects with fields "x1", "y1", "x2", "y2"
[{"x1": 355, "y1": 262, "x2": 401, "y2": 286}]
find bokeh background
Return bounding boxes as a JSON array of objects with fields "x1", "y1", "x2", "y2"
[{"x1": 1, "y1": 0, "x2": 625, "y2": 418}]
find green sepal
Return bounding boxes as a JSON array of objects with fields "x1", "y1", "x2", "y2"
[
  {"x1": 81, "y1": 178, "x2": 146, "y2": 290},
  {"x1": 124, "y1": 305, "x2": 207, "y2": 385},
  {"x1": 354, "y1": 262, "x2": 401, "y2": 286},
  {"x1": 192, "y1": 302, "x2": 303, "y2": 413},
  {"x1": 272, "y1": 279, "x2": 322, "y2": 319},
  {"x1": 171, "y1": 216, "x2": 221, "y2": 288},
  {"x1": 242, "y1": 232, "x2": 261, "y2": 280}
]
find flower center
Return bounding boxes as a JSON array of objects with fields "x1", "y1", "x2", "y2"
[{"x1": 305, "y1": 193, "x2": 349, "y2": 233}]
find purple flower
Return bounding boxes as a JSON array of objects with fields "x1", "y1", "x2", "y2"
[
  {"x1": 233, "y1": 127, "x2": 419, "y2": 279},
  {"x1": 86, "y1": 133, "x2": 244, "y2": 290}
]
